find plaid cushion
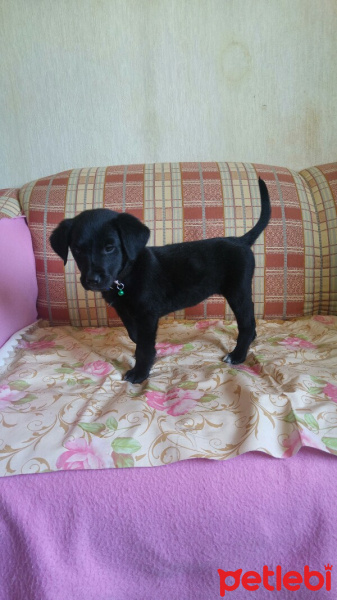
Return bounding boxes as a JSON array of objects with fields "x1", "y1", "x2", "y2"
[
  {"x1": 0, "y1": 188, "x2": 22, "y2": 220},
  {"x1": 19, "y1": 162, "x2": 336, "y2": 326},
  {"x1": 300, "y1": 163, "x2": 337, "y2": 315}
]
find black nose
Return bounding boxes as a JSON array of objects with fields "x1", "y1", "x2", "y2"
[{"x1": 86, "y1": 275, "x2": 101, "y2": 287}]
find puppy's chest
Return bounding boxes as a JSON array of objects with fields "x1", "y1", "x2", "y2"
[{"x1": 102, "y1": 289, "x2": 137, "y2": 314}]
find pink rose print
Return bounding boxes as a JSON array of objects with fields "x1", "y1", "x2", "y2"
[
  {"x1": 19, "y1": 340, "x2": 56, "y2": 351},
  {"x1": 282, "y1": 429, "x2": 322, "y2": 458},
  {"x1": 146, "y1": 387, "x2": 204, "y2": 416},
  {"x1": 279, "y1": 337, "x2": 315, "y2": 349},
  {"x1": 56, "y1": 438, "x2": 106, "y2": 470},
  {"x1": 323, "y1": 383, "x2": 337, "y2": 403},
  {"x1": 313, "y1": 315, "x2": 335, "y2": 325},
  {"x1": 0, "y1": 385, "x2": 26, "y2": 404},
  {"x1": 146, "y1": 391, "x2": 171, "y2": 412},
  {"x1": 84, "y1": 327, "x2": 107, "y2": 334},
  {"x1": 195, "y1": 320, "x2": 218, "y2": 330},
  {"x1": 155, "y1": 343, "x2": 184, "y2": 356},
  {"x1": 81, "y1": 360, "x2": 113, "y2": 378},
  {"x1": 235, "y1": 364, "x2": 262, "y2": 376}
]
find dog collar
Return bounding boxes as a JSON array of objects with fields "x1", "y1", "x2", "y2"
[{"x1": 111, "y1": 280, "x2": 125, "y2": 296}]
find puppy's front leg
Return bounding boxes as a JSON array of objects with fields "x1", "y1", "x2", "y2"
[
  {"x1": 118, "y1": 310, "x2": 138, "y2": 344},
  {"x1": 124, "y1": 317, "x2": 159, "y2": 384}
]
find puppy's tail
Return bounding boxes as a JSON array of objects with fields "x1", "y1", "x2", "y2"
[{"x1": 240, "y1": 178, "x2": 271, "y2": 247}]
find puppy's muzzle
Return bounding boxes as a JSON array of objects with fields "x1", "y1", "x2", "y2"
[
  {"x1": 82, "y1": 273, "x2": 110, "y2": 291},
  {"x1": 85, "y1": 274, "x2": 101, "y2": 290}
]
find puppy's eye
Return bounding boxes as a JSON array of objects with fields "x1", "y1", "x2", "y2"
[{"x1": 103, "y1": 245, "x2": 115, "y2": 254}]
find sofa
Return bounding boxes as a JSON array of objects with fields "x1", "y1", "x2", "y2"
[{"x1": 0, "y1": 161, "x2": 336, "y2": 599}]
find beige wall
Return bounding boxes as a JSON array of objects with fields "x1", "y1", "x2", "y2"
[{"x1": 1, "y1": 0, "x2": 336, "y2": 187}]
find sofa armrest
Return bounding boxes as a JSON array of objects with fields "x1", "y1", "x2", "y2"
[
  {"x1": 0, "y1": 188, "x2": 22, "y2": 219},
  {"x1": 0, "y1": 214, "x2": 38, "y2": 347}
]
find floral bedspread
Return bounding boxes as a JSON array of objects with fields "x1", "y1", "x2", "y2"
[{"x1": 0, "y1": 316, "x2": 336, "y2": 476}]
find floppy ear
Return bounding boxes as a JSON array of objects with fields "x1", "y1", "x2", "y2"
[
  {"x1": 116, "y1": 213, "x2": 150, "y2": 261},
  {"x1": 49, "y1": 219, "x2": 73, "y2": 265}
]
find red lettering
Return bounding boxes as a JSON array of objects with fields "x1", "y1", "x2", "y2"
[
  {"x1": 283, "y1": 571, "x2": 302, "y2": 591},
  {"x1": 262, "y1": 565, "x2": 275, "y2": 591},
  {"x1": 304, "y1": 566, "x2": 324, "y2": 591},
  {"x1": 218, "y1": 569, "x2": 242, "y2": 597},
  {"x1": 241, "y1": 571, "x2": 261, "y2": 591},
  {"x1": 218, "y1": 564, "x2": 331, "y2": 594}
]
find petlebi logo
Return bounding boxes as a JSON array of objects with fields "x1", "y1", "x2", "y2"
[{"x1": 218, "y1": 564, "x2": 332, "y2": 596}]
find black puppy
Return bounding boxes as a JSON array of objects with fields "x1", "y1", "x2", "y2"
[{"x1": 50, "y1": 178, "x2": 271, "y2": 384}]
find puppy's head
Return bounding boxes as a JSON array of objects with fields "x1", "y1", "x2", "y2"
[{"x1": 50, "y1": 209, "x2": 150, "y2": 292}]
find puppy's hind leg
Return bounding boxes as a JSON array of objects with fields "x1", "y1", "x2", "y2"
[{"x1": 222, "y1": 289, "x2": 256, "y2": 365}]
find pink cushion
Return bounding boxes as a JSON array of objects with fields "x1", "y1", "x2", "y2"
[{"x1": 0, "y1": 217, "x2": 38, "y2": 346}]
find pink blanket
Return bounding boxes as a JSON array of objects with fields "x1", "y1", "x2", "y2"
[{"x1": 0, "y1": 448, "x2": 336, "y2": 599}]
